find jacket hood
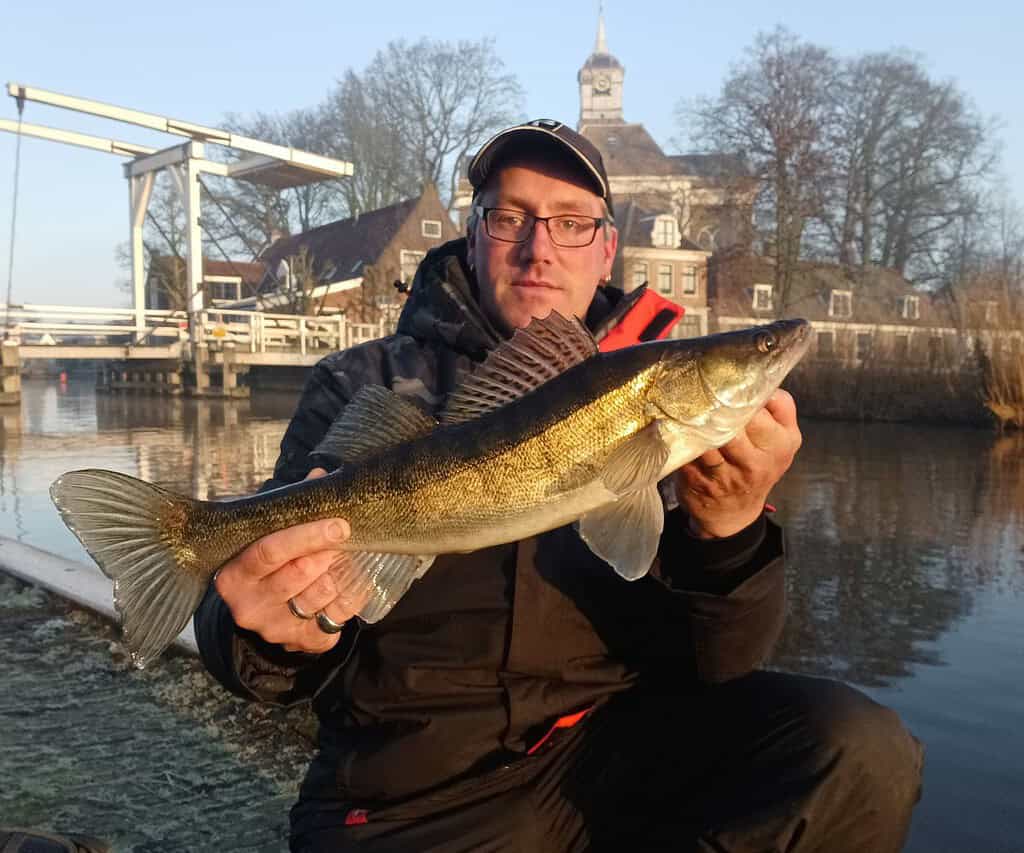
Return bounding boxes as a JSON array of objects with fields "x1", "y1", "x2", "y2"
[{"x1": 395, "y1": 237, "x2": 635, "y2": 360}]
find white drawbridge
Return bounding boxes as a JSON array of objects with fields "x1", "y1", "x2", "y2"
[{"x1": 1, "y1": 82, "x2": 354, "y2": 340}]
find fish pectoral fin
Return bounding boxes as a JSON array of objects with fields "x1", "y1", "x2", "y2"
[
  {"x1": 599, "y1": 420, "x2": 672, "y2": 496},
  {"x1": 576, "y1": 485, "x2": 664, "y2": 581},
  {"x1": 326, "y1": 550, "x2": 435, "y2": 623},
  {"x1": 316, "y1": 385, "x2": 438, "y2": 464}
]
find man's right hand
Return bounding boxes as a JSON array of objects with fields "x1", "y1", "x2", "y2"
[{"x1": 214, "y1": 468, "x2": 358, "y2": 654}]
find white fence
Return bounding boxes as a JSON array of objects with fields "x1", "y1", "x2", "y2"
[{"x1": 0, "y1": 303, "x2": 390, "y2": 355}]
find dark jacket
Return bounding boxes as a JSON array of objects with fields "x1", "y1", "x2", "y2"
[{"x1": 194, "y1": 238, "x2": 787, "y2": 807}]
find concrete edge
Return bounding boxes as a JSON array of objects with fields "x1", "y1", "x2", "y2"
[{"x1": 0, "y1": 535, "x2": 198, "y2": 655}]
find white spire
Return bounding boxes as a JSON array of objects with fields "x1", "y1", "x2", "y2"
[{"x1": 595, "y1": 3, "x2": 608, "y2": 54}]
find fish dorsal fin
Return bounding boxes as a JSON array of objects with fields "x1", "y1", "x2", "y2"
[
  {"x1": 315, "y1": 385, "x2": 438, "y2": 463},
  {"x1": 441, "y1": 311, "x2": 598, "y2": 426}
]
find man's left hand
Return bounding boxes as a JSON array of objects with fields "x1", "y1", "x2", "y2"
[{"x1": 675, "y1": 389, "x2": 801, "y2": 540}]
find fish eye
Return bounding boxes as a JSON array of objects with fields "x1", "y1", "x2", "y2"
[{"x1": 756, "y1": 333, "x2": 776, "y2": 354}]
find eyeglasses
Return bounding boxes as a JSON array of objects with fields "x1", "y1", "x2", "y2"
[{"x1": 474, "y1": 206, "x2": 606, "y2": 248}]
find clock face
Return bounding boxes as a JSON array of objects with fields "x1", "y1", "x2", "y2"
[{"x1": 594, "y1": 75, "x2": 611, "y2": 94}]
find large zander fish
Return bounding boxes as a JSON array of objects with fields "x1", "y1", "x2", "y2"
[{"x1": 50, "y1": 313, "x2": 810, "y2": 668}]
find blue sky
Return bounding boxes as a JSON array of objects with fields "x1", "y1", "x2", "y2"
[{"x1": 1, "y1": 0, "x2": 1021, "y2": 306}]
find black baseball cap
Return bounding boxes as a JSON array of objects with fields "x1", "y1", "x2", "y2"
[{"x1": 468, "y1": 119, "x2": 612, "y2": 209}]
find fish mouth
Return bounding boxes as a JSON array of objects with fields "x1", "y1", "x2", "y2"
[{"x1": 765, "y1": 319, "x2": 812, "y2": 379}]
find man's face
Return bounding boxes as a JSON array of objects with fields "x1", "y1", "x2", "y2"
[{"x1": 467, "y1": 155, "x2": 618, "y2": 335}]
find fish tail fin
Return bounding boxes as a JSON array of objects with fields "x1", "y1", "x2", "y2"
[{"x1": 49, "y1": 469, "x2": 210, "y2": 669}]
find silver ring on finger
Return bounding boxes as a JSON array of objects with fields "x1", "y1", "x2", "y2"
[
  {"x1": 287, "y1": 596, "x2": 314, "y2": 621},
  {"x1": 316, "y1": 611, "x2": 346, "y2": 634}
]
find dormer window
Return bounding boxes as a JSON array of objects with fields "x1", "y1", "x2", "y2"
[
  {"x1": 421, "y1": 219, "x2": 443, "y2": 238},
  {"x1": 652, "y1": 215, "x2": 679, "y2": 249},
  {"x1": 829, "y1": 289, "x2": 852, "y2": 319},
  {"x1": 900, "y1": 295, "x2": 920, "y2": 320},
  {"x1": 753, "y1": 283, "x2": 773, "y2": 311}
]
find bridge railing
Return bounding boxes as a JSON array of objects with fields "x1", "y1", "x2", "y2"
[
  {"x1": 199, "y1": 309, "x2": 388, "y2": 354},
  {"x1": 0, "y1": 303, "x2": 188, "y2": 345},
  {"x1": 0, "y1": 303, "x2": 391, "y2": 354}
]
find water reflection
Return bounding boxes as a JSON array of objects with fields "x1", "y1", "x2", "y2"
[
  {"x1": 770, "y1": 422, "x2": 1023, "y2": 687},
  {"x1": 0, "y1": 379, "x2": 300, "y2": 561}
]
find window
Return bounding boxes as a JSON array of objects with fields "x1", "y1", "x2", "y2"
[
  {"x1": 753, "y1": 283, "x2": 773, "y2": 311},
  {"x1": 400, "y1": 250, "x2": 426, "y2": 283},
  {"x1": 632, "y1": 262, "x2": 648, "y2": 290},
  {"x1": 208, "y1": 280, "x2": 241, "y2": 302},
  {"x1": 421, "y1": 219, "x2": 443, "y2": 239},
  {"x1": 984, "y1": 301, "x2": 998, "y2": 324},
  {"x1": 893, "y1": 334, "x2": 909, "y2": 361},
  {"x1": 900, "y1": 295, "x2": 920, "y2": 320},
  {"x1": 817, "y1": 330, "x2": 834, "y2": 358},
  {"x1": 652, "y1": 216, "x2": 678, "y2": 249},
  {"x1": 856, "y1": 332, "x2": 873, "y2": 362},
  {"x1": 682, "y1": 267, "x2": 697, "y2": 295},
  {"x1": 829, "y1": 289, "x2": 852, "y2": 319},
  {"x1": 657, "y1": 264, "x2": 673, "y2": 294},
  {"x1": 928, "y1": 336, "x2": 943, "y2": 368},
  {"x1": 696, "y1": 228, "x2": 717, "y2": 251}
]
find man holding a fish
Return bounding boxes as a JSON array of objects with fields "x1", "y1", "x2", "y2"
[{"x1": 189, "y1": 120, "x2": 923, "y2": 851}]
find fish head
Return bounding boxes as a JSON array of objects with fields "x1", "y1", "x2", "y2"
[
  {"x1": 650, "y1": 319, "x2": 811, "y2": 426},
  {"x1": 696, "y1": 319, "x2": 811, "y2": 408}
]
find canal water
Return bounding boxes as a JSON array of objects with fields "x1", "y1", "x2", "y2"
[{"x1": 2, "y1": 376, "x2": 1022, "y2": 852}]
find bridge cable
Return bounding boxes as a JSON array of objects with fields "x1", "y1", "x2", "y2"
[
  {"x1": 3, "y1": 91, "x2": 25, "y2": 340},
  {"x1": 196, "y1": 174, "x2": 285, "y2": 298}
]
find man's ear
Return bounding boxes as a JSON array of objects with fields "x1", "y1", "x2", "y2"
[
  {"x1": 466, "y1": 222, "x2": 477, "y2": 270},
  {"x1": 603, "y1": 226, "x2": 619, "y2": 277}
]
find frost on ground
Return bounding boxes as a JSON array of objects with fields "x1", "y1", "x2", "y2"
[{"x1": 0, "y1": 571, "x2": 319, "y2": 852}]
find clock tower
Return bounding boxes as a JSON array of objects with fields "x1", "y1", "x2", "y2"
[{"x1": 578, "y1": 10, "x2": 625, "y2": 126}]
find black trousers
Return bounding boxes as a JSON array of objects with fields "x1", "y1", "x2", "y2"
[{"x1": 291, "y1": 671, "x2": 924, "y2": 853}]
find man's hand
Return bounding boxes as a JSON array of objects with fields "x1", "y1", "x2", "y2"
[
  {"x1": 675, "y1": 390, "x2": 801, "y2": 540},
  {"x1": 214, "y1": 468, "x2": 361, "y2": 654}
]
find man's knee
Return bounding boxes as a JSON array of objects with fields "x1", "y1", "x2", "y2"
[{"x1": 795, "y1": 677, "x2": 924, "y2": 809}]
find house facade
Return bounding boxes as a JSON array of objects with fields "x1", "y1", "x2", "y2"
[
  {"x1": 145, "y1": 257, "x2": 267, "y2": 311},
  {"x1": 257, "y1": 183, "x2": 458, "y2": 320},
  {"x1": 614, "y1": 200, "x2": 711, "y2": 337},
  {"x1": 710, "y1": 252, "x2": 1023, "y2": 371}
]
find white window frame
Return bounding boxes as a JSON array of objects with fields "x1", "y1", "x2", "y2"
[
  {"x1": 421, "y1": 219, "x2": 443, "y2": 239},
  {"x1": 829, "y1": 289, "x2": 852, "y2": 319},
  {"x1": 900, "y1": 295, "x2": 920, "y2": 320},
  {"x1": 400, "y1": 249, "x2": 426, "y2": 283},
  {"x1": 753, "y1": 283, "x2": 773, "y2": 311},
  {"x1": 657, "y1": 264, "x2": 673, "y2": 295},
  {"x1": 681, "y1": 267, "x2": 697, "y2": 295},
  {"x1": 632, "y1": 262, "x2": 648, "y2": 291},
  {"x1": 652, "y1": 215, "x2": 678, "y2": 249}
]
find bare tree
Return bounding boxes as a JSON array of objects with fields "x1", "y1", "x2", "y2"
[
  {"x1": 684, "y1": 28, "x2": 839, "y2": 313},
  {"x1": 351, "y1": 37, "x2": 525, "y2": 210},
  {"x1": 322, "y1": 71, "x2": 421, "y2": 217},
  {"x1": 277, "y1": 246, "x2": 336, "y2": 316}
]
